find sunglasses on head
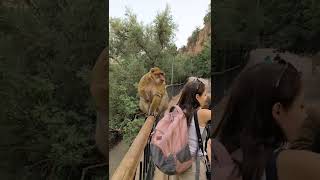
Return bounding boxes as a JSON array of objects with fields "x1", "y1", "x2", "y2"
[
  {"x1": 274, "y1": 61, "x2": 289, "y2": 89},
  {"x1": 192, "y1": 78, "x2": 202, "y2": 91}
]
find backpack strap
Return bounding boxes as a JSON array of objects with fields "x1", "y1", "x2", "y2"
[
  {"x1": 194, "y1": 110, "x2": 205, "y2": 155},
  {"x1": 194, "y1": 111, "x2": 210, "y2": 163},
  {"x1": 265, "y1": 148, "x2": 284, "y2": 180},
  {"x1": 204, "y1": 120, "x2": 212, "y2": 153},
  {"x1": 194, "y1": 111, "x2": 212, "y2": 179}
]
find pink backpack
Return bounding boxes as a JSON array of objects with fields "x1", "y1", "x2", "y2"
[{"x1": 150, "y1": 105, "x2": 193, "y2": 175}]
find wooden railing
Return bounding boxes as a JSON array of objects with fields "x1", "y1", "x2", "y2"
[{"x1": 111, "y1": 116, "x2": 155, "y2": 180}]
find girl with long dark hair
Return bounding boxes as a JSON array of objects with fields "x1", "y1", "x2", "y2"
[
  {"x1": 155, "y1": 78, "x2": 211, "y2": 180},
  {"x1": 212, "y1": 60, "x2": 320, "y2": 180}
]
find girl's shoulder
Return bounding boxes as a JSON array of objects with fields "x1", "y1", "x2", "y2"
[
  {"x1": 277, "y1": 150, "x2": 320, "y2": 180},
  {"x1": 198, "y1": 108, "x2": 211, "y2": 115},
  {"x1": 197, "y1": 108, "x2": 211, "y2": 124}
]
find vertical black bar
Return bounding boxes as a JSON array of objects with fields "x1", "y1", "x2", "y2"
[
  {"x1": 147, "y1": 145, "x2": 149, "y2": 180},
  {"x1": 145, "y1": 132, "x2": 152, "y2": 179},
  {"x1": 143, "y1": 146, "x2": 147, "y2": 180},
  {"x1": 147, "y1": 140, "x2": 150, "y2": 165},
  {"x1": 139, "y1": 161, "x2": 143, "y2": 180},
  {"x1": 146, "y1": 136, "x2": 151, "y2": 179}
]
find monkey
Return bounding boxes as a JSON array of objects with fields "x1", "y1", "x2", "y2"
[
  {"x1": 90, "y1": 47, "x2": 108, "y2": 161},
  {"x1": 138, "y1": 67, "x2": 169, "y2": 117}
]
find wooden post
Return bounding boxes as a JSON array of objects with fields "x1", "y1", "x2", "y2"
[{"x1": 111, "y1": 116, "x2": 155, "y2": 180}]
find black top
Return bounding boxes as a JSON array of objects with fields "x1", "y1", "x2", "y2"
[{"x1": 265, "y1": 148, "x2": 284, "y2": 180}]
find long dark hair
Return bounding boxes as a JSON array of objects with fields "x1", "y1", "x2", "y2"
[
  {"x1": 216, "y1": 61, "x2": 301, "y2": 180},
  {"x1": 177, "y1": 78, "x2": 206, "y2": 126}
]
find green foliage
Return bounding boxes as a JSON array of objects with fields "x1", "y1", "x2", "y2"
[
  {"x1": 214, "y1": 0, "x2": 261, "y2": 48},
  {"x1": 215, "y1": 0, "x2": 320, "y2": 54},
  {"x1": 109, "y1": 7, "x2": 177, "y2": 70},
  {"x1": 203, "y1": 3, "x2": 211, "y2": 24},
  {"x1": 189, "y1": 27, "x2": 201, "y2": 45},
  {"x1": 173, "y1": 54, "x2": 192, "y2": 82},
  {"x1": 154, "y1": 5, "x2": 177, "y2": 49},
  {"x1": 260, "y1": 0, "x2": 320, "y2": 54},
  {"x1": 109, "y1": 6, "x2": 177, "y2": 143},
  {"x1": 0, "y1": 0, "x2": 106, "y2": 179},
  {"x1": 109, "y1": 4, "x2": 210, "y2": 145},
  {"x1": 123, "y1": 118, "x2": 145, "y2": 145},
  {"x1": 192, "y1": 39, "x2": 211, "y2": 78}
]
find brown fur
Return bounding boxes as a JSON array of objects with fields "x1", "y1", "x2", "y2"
[
  {"x1": 138, "y1": 67, "x2": 169, "y2": 116},
  {"x1": 90, "y1": 47, "x2": 108, "y2": 160}
]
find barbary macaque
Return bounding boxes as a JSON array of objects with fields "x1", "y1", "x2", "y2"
[{"x1": 138, "y1": 67, "x2": 169, "y2": 116}]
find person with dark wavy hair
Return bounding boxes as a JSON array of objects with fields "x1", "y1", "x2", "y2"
[
  {"x1": 155, "y1": 78, "x2": 211, "y2": 180},
  {"x1": 212, "y1": 59, "x2": 320, "y2": 180}
]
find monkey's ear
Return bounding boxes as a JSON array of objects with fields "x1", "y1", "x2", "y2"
[{"x1": 150, "y1": 67, "x2": 159, "y2": 73}]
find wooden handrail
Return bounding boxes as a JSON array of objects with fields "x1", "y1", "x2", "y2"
[{"x1": 111, "y1": 116, "x2": 155, "y2": 180}]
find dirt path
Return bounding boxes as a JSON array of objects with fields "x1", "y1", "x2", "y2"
[{"x1": 108, "y1": 140, "x2": 129, "y2": 179}]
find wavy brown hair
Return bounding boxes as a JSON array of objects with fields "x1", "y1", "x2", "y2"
[
  {"x1": 216, "y1": 61, "x2": 302, "y2": 180},
  {"x1": 176, "y1": 78, "x2": 206, "y2": 126}
]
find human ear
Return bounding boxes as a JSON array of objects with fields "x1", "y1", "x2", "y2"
[
  {"x1": 272, "y1": 102, "x2": 283, "y2": 123},
  {"x1": 196, "y1": 94, "x2": 200, "y2": 101}
]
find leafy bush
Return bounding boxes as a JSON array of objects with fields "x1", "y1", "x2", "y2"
[
  {"x1": 123, "y1": 118, "x2": 145, "y2": 145},
  {"x1": 0, "y1": 0, "x2": 107, "y2": 179}
]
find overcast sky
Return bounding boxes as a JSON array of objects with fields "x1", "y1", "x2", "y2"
[{"x1": 109, "y1": 0, "x2": 210, "y2": 48}]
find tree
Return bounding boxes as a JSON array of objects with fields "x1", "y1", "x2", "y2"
[
  {"x1": 215, "y1": 0, "x2": 320, "y2": 54},
  {"x1": 193, "y1": 39, "x2": 211, "y2": 78},
  {"x1": 109, "y1": 6, "x2": 177, "y2": 69},
  {"x1": 154, "y1": 4, "x2": 177, "y2": 50},
  {"x1": 0, "y1": 0, "x2": 107, "y2": 179},
  {"x1": 109, "y1": 5, "x2": 203, "y2": 145},
  {"x1": 261, "y1": 0, "x2": 320, "y2": 54}
]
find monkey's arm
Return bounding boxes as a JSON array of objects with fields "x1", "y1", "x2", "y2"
[
  {"x1": 149, "y1": 93, "x2": 162, "y2": 115},
  {"x1": 148, "y1": 84, "x2": 166, "y2": 115}
]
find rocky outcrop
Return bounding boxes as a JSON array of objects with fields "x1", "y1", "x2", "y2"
[{"x1": 180, "y1": 22, "x2": 211, "y2": 55}]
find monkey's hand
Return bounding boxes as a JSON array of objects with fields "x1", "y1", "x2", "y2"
[{"x1": 148, "y1": 110, "x2": 158, "y2": 117}]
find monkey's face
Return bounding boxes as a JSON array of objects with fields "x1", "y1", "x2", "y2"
[{"x1": 151, "y1": 69, "x2": 165, "y2": 84}]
